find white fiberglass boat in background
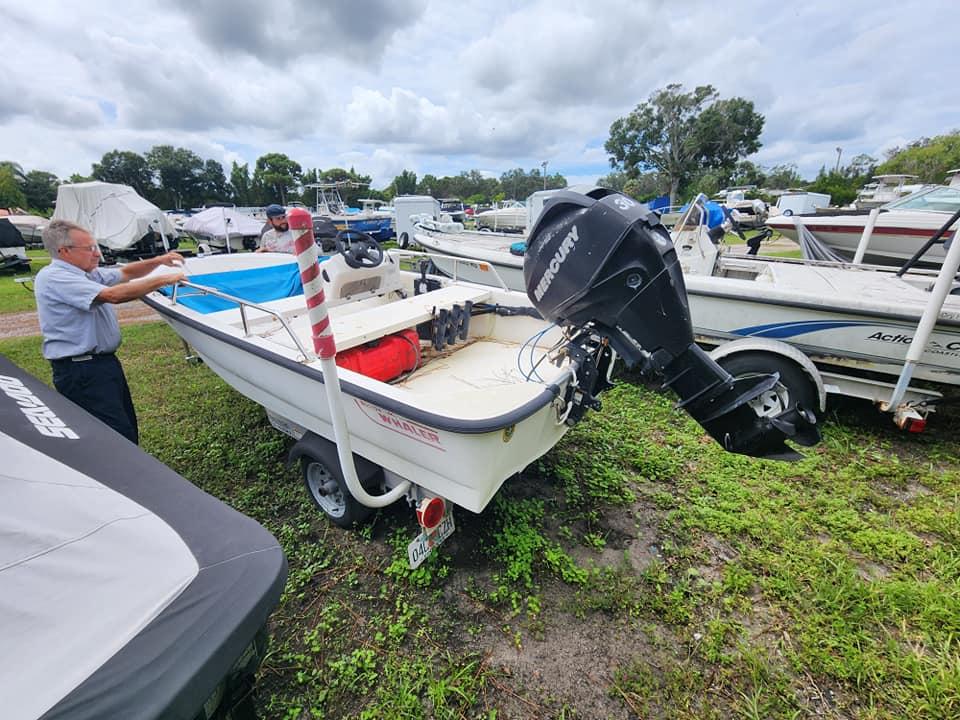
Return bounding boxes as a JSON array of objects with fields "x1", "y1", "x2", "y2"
[
  {"x1": 182, "y1": 205, "x2": 265, "y2": 253},
  {"x1": 766, "y1": 173, "x2": 960, "y2": 266},
  {"x1": 410, "y1": 189, "x2": 569, "y2": 290},
  {"x1": 145, "y1": 204, "x2": 818, "y2": 564},
  {"x1": 475, "y1": 200, "x2": 527, "y2": 232},
  {"x1": 52, "y1": 181, "x2": 179, "y2": 260},
  {"x1": 413, "y1": 221, "x2": 526, "y2": 290},
  {"x1": 674, "y1": 195, "x2": 960, "y2": 428},
  {"x1": 412, "y1": 190, "x2": 960, "y2": 428}
]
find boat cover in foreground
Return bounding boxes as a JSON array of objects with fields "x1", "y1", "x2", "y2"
[{"x1": 0, "y1": 355, "x2": 287, "y2": 720}]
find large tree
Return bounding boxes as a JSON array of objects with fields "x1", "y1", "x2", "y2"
[
  {"x1": 254, "y1": 153, "x2": 302, "y2": 205},
  {"x1": 0, "y1": 166, "x2": 27, "y2": 209},
  {"x1": 22, "y1": 170, "x2": 60, "y2": 212},
  {"x1": 498, "y1": 167, "x2": 566, "y2": 201},
  {"x1": 0, "y1": 161, "x2": 26, "y2": 185},
  {"x1": 605, "y1": 84, "x2": 764, "y2": 205},
  {"x1": 391, "y1": 169, "x2": 418, "y2": 197},
  {"x1": 197, "y1": 159, "x2": 229, "y2": 204},
  {"x1": 146, "y1": 145, "x2": 205, "y2": 208},
  {"x1": 91, "y1": 150, "x2": 154, "y2": 197},
  {"x1": 764, "y1": 163, "x2": 804, "y2": 190},
  {"x1": 230, "y1": 161, "x2": 255, "y2": 205}
]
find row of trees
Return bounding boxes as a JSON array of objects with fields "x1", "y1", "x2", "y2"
[{"x1": 2, "y1": 150, "x2": 569, "y2": 216}]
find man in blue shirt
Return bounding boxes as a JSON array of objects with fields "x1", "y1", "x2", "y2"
[{"x1": 35, "y1": 220, "x2": 185, "y2": 444}]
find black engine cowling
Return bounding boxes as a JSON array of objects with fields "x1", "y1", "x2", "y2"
[{"x1": 523, "y1": 188, "x2": 819, "y2": 461}]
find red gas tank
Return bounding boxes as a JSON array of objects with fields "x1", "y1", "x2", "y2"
[{"x1": 335, "y1": 328, "x2": 421, "y2": 382}]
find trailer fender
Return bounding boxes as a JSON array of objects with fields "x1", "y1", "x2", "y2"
[
  {"x1": 708, "y1": 338, "x2": 827, "y2": 413},
  {"x1": 287, "y1": 431, "x2": 383, "y2": 488}
]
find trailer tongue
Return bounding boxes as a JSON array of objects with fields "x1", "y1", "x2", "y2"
[{"x1": 523, "y1": 188, "x2": 820, "y2": 460}]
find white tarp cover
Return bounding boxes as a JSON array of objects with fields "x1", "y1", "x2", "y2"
[
  {"x1": 51, "y1": 182, "x2": 177, "y2": 251},
  {"x1": 182, "y1": 207, "x2": 264, "y2": 240},
  {"x1": 0, "y1": 433, "x2": 198, "y2": 720}
]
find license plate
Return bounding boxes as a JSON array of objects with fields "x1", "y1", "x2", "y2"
[{"x1": 407, "y1": 508, "x2": 455, "y2": 569}]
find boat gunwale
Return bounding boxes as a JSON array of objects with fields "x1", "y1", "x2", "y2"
[{"x1": 683, "y1": 284, "x2": 960, "y2": 329}]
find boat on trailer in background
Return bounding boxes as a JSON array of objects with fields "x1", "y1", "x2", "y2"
[
  {"x1": 675, "y1": 194, "x2": 960, "y2": 430},
  {"x1": 305, "y1": 182, "x2": 394, "y2": 241},
  {"x1": 144, "y1": 202, "x2": 818, "y2": 566}
]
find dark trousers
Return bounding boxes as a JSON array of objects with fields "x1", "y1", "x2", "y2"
[{"x1": 51, "y1": 354, "x2": 139, "y2": 444}]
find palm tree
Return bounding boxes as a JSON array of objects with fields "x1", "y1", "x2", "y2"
[{"x1": 0, "y1": 161, "x2": 27, "y2": 184}]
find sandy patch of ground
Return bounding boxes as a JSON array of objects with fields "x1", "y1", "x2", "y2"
[{"x1": 0, "y1": 302, "x2": 160, "y2": 340}]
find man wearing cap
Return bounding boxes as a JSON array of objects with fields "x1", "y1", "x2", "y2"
[
  {"x1": 34, "y1": 219, "x2": 185, "y2": 444},
  {"x1": 257, "y1": 204, "x2": 296, "y2": 253}
]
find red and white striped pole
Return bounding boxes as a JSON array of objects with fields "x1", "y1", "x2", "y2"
[
  {"x1": 287, "y1": 208, "x2": 409, "y2": 508},
  {"x1": 288, "y1": 209, "x2": 336, "y2": 359}
]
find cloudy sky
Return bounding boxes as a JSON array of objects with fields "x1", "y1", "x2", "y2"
[{"x1": 2, "y1": 0, "x2": 958, "y2": 190}]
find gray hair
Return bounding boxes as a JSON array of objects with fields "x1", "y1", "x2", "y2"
[{"x1": 42, "y1": 219, "x2": 90, "y2": 257}]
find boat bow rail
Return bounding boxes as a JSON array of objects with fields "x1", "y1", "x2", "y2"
[{"x1": 171, "y1": 279, "x2": 315, "y2": 360}]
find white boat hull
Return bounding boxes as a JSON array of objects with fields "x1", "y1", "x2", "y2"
[
  {"x1": 767, "y1": 211, "x2": 956, "y2": 265},
  {"x1": 414, "y1": 228, "x2": 526, "y2": 291},
  {"x1": 145, "y1": 253, "x2": 577, "y2": 513},
  {"x1": 475, "y1": 208, "x2": 527, "y2": 232},
  {"x1": 683, "y1": 277, "x2": 960, "y2": 386}
]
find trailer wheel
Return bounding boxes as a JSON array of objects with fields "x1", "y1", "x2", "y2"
[
  {"x1": 301, "y1": 456, "x2": 373, "y2": 528},
  {"x1": 718, "y1": 352, "x2": 819, "y2": 419},
  {"x1": 398, "y1": 231, "x2": 410, "y2": 249}
]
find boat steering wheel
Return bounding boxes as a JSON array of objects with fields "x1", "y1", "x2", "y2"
[{"x1": 335, "y1": 230, "x2": 384, "y2": 269}]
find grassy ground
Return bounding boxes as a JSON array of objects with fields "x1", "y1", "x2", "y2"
[
  {"x1": 0, "y1": 249, "x2": 50, "y2": 313},
  {"x1": 3, "y1": 324, "x2": 957, "y2": 719}
]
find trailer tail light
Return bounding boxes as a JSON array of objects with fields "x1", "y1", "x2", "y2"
[
  {"x1": 905, "y1": 417, "x2": 927, "y2": 433},
  {"x1": 416, "y1": 496, "x2": 445, "y2": 530}
]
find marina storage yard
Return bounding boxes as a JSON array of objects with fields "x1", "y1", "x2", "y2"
[{"x1": 4, "y1": 1, "x2": 960, "y2": 718}]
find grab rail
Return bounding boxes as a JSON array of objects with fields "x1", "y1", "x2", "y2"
[
  {"x1": 170, "y1": 280, "x2": 314, "y2": 360},
  {"x1": 388, "y1": 248, "x2": 512, "y2": 291}
]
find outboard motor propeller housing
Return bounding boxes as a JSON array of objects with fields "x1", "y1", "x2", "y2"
[{"x1": 524, "y1": 188, "x2": 819, "y2": 461}]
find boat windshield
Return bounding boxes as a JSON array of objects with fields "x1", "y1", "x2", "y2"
[{"x1": 883, "y1": 185, "x2": 960, "y2": 213}]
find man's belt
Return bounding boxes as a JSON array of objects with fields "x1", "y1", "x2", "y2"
[{"x1": 50, "y1": 352, "x2": 117, "y2": 363}]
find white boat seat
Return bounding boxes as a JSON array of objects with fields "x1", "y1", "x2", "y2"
[
  {"x1": 330, "y1": 285, "x2": 492, "y2": 351},
  {"x1": 263, "y1": 284, "x2": 492, "y2": 354}
]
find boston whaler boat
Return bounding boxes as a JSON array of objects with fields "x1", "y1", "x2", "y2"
[{"x1": 144, "y1": 202, "x2": 818, "y2": 566}]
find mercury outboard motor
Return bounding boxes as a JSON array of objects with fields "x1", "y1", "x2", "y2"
[{"x1": 524, "y1": 188, "x2": 819, "y2": 460}]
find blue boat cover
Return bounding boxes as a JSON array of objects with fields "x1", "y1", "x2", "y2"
[
  {"x1": 678, "y1": 200, "x2": 728, "y2": 228},
  {"x1": 159, "y1": 262, "x2": 308, "y2": 314},
  {"x1": 648, "y1": 194, "x2": 671, "y2": 211}
]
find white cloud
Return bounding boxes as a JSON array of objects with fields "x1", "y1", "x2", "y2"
[{"x1": 2, "y1": 0, "x2": 959, "y2": 189}]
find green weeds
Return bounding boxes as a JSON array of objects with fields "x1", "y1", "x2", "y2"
[{"x1": 2, "y1": 324, "x2": 958, "y2": 718}]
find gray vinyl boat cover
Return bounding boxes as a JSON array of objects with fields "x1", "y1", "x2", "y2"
[{"x1": 0, "y1": 355, "x2": 287, "y2": 720}]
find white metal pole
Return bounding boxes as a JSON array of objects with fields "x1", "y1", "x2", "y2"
[
  {"x1": 220, "y1": 206, "x2": 232, "y2": 254},
  {"x1": 288, "y1": 208, "x2": 410, "y2": 507},
  {"x1": 852, "y1": 208, "x2": 880, "y2": 265},
  {"x1": 883, "y1": 229, "x2": 960, "y2": 410}
]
